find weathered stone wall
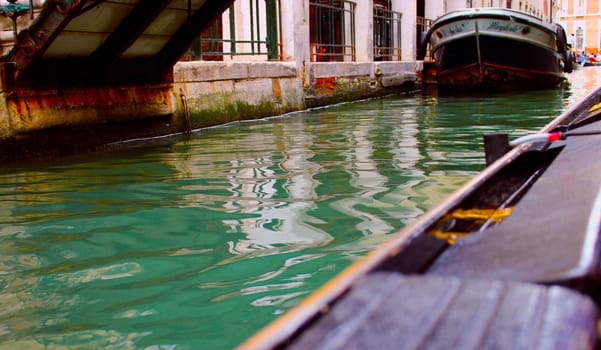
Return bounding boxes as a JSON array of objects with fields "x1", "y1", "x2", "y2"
[
  {"x1": 0, "y1": 59, "x2": 420, "y2": 161},
  {"x1": 173, "y1": 61, "x2": 305, "y2": 129},
  {"x1": 0, "y1": 59, "x2": 420, "y2": 137},
  {"x1": 171, "y1": 60, "x2": 419, "y2": 130},
  {"x1": 306, "y1": 61, "x2": 420, "y2": 107}
]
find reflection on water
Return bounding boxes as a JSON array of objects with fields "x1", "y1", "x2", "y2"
[{"x1": 0, "y1": 67, "x2": 599, "y2": 349}]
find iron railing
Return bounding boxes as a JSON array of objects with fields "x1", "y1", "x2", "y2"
[
  {"x1": 416, "y1": 16, "x2": 433, "y2": 59},
  {"x1": 309, "y1": 0, "x2": 356, "y2": 62},
  {"x1": 373, "y1": 5, "x2": 402, "y2": 61},
  {"x1": 183, "y1": 0, "x2": 282, "y2": 61}
]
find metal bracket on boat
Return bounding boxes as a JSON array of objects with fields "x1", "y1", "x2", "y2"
[
  {"x1": 484, "y1": 126, "x2": 569, "y2": 165},
  {"x1": 498, "y1": 124, "x2": 601, "y2": 152},
  {"x1": 508, "y1": 132, "x2": 564, "y2": 147},
  {"x1": 483, "y1": 133, "x2": 511, "y2": 166},
  {"x1": 485, "y1": 131, "x2": 559, "y2": 164}
]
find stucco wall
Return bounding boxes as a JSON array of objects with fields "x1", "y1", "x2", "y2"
[
  {"x1": 173, "y1": 61, "x2": 305, "y2": 128},
  {"x1": 172, "y1": 60, "x2": 419, "y2": 127}
]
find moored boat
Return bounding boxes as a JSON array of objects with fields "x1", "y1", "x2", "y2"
[
  {"x1": 237, "y1": 87, "x2": 601, "y2": 349},
  {"x1": 424, "y1": 8, "x2": 572, "y2": 91}
]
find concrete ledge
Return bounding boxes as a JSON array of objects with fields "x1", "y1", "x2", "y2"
[
  {"x1": 381, "y1": 73, "x2": 417, "y2": 87},
  {"x1": 174, "y1": 61, "x2": 298, "y2": 82},
  {"x1": 310, "y1": 62, "x2": 374, "y2": 78},
  {"x1": 375, "y1": 61, "x2": 419, "y2": 75}
]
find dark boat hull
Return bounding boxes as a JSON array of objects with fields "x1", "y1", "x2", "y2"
[
  {"x1": 434, "y1": 36, "x2": 564, "y2": 91},
  {"x1": 427, "y1": 8, "x2": 567, "y2": 91}
]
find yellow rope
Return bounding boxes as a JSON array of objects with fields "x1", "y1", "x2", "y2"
[
  {"x1": 449, "y1": 207, "x2": 512, "y2": 222},
  {"x1": 429, "y1": 207, "x2": 513, "y2": 244},
  {"x1": 589, "y1": 102, "x2": 601, "y2": 113},
  {"x1": 429, "y1": 230, "x2": 469, "y2": 245}
]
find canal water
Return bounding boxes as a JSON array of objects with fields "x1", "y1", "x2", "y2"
[{"x1": 1, "y1": 67, "x2": 600, "y2": 349}]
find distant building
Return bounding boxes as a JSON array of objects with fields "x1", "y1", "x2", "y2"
[
  {"x1": 425, "y1": 0, "x2": 555, "y2": 21},
  {"x1": 557, "y1": 0, "x2": 601, "y2": 55}
]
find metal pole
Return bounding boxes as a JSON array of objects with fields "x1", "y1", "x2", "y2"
[{"x1": 266, "y1": 0, "x2": 278, "y2": 60}]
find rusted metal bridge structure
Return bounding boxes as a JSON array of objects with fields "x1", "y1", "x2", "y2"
[
  {"x1": 0, "y1": 0, "x2": 236, "y2": 152},
  {"x1": 5, "y1": 0, "x2": 234, "y2": 87}
]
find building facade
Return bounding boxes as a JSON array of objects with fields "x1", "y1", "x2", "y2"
[
  {"x1": 557, "y1": 0, "x2": 601, "y2": 55},
  {"x1": 173, "y1": 0, "x2": 423, "y2": 114},
  {"x1": 425, "y1": 0, "x2": 556, "y2": 21},
  {"x1": 183, "y1": 1, "x2": 420, "y2": 64}
]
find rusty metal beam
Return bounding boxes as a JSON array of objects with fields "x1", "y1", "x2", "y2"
[
  {"x1": 4, "y1": 0, "x2": 90, "y2": 77},
  {"x1": 90, "y1": 0, "x2": 171, "y2": 65},
  {"x1": 2, "y1": 0, "x2": 236, "y2": 88}
]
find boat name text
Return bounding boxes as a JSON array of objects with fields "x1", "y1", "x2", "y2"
[
  {"x1": 487, "y1": 21, "x2": 524, "y2": 33},
  {"x1": 442, "y1": 23, "x2": 466, "y2": 36}
]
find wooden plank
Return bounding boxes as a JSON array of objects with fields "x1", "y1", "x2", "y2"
[{"x1": 286, "y1": 273, "x2": 598, "y2": 350}]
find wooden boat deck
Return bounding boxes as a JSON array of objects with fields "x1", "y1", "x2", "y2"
[{"x1": 286, "y1": 273, "x2": 597, "y2": 350}]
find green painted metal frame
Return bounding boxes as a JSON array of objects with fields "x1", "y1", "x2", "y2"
[{"x1": 188, "y1": 0, "x2": 282, "y2": 61}]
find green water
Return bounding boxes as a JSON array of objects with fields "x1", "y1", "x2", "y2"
[{"x1": 0, "y1": 67, "x2": 599, "y2": 349}]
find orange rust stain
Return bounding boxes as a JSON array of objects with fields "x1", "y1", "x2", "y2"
[
  {"x1": 314, "y1": 77, "x2": 336, "y2": 95},
  {"x1": 7, "y1": 86, "x2": 175, "y2": 133},
  {"x1": 10, "y1": 86, "x2": 172, "y2": 109},
  {"x1": 272, "y1": 78, "x2": 281, "y2": 99}
]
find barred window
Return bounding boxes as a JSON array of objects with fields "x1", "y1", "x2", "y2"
[
  {"x1": 183, "y1": 0, "x2": 282, "y2": 61},
  {"x1": 309, "y1": 0, "x2": 356, "y2": 62},
  {"x1": 373, "y1": 1, "x2": 402, "y2": 61},
  {"x1": 576, "y1": 27, "x2": 584, "y2": 52}
]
